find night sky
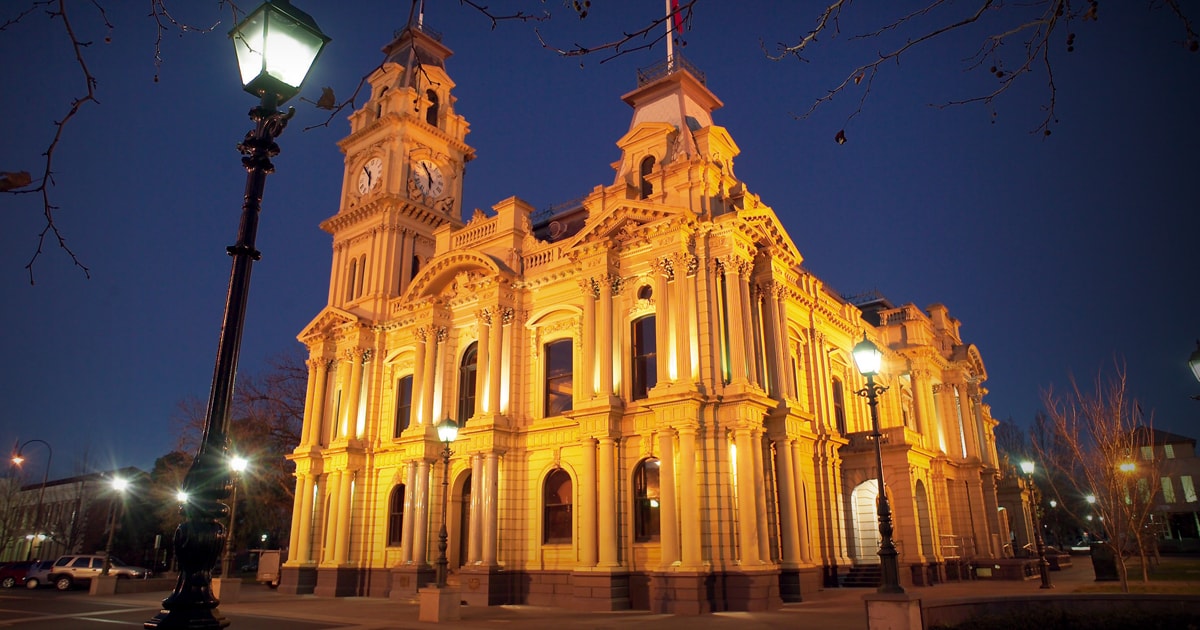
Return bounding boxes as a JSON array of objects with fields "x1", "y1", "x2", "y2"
[{"x1": 3, "y1": 2, "x2": 1197, "y2": 481}]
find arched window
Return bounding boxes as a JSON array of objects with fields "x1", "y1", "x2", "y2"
[
  {"x1": 394, "y1": 375, "x2": 414, "y2": 437},
  {"x1": 832, "y1": 377, "x2": 847, "y2": 434},
  {"x1": 633, "y1": 458, "x2": 661, "y2": 542},
  {"x1": 639, "y1": 155, "x2": 655, "y2": 199},
  {"x1": 387, "y1": 485, "x2": 405, "y2": 546},
  {"x1": 425, "y1": 89, "x2": 439, "y2": 126},
  {"x1": 544, "y1": 339, "x2": 573, "y2": 417},
  {"x1": 543, "y1": 469, "x2": 572, "y2": 544},
  {"x1": 375, "y1": 87, "x2": 388, "y2": 118},
  {"x1": 631, "y1": 316, "x2": 657, "y2": 400},
  {"x1": 357, "y1": 254, "x2": 367, "y2": 297},
  {"x1": 410, "y1": 255, "x2": 421, "y2": 280},
  {"x1": 457, "y1": 342, "x2": 478, "y2": 424}
]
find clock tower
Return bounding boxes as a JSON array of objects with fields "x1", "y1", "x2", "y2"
[{"x1": 322, "y1": 24, "x2": 475, "y2": 319}]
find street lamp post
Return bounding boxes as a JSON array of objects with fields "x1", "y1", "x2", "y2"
[
  {"x1": 102, "y1": 477, "x2": 130, "y2": 576},
  {"x1": 434, "y1": 417, "x2": 459, "y2": 589},
  {"x1": 852, "y1": 334, "x2": 904, "y2": 594},
  {"x1": 11, "y1": 439, "x2": 52, "y2": 561},
  {"x1": 1018, "y1": 461, "x2": 1053, "y2": 589},
  {"x1": 145, "y1": 2, "x2": 327, "y2": 628},
  {"x1": 219, "y1": 456, "x2": 248, "y2": 578}
]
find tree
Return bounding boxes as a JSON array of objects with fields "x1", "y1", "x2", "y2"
[
  {"x1": 1032, "y1": 364, "x2": 1161, "y2": 591},
  {"x1": 164, "y1": 350, "x2": 305, "y2": 558}
]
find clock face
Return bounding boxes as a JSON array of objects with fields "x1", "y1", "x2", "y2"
[
  {"x1": 412, "y1": 159, "x2": 445, "y2": 199},
  {"x1": 357, "y1": 157, "x2": 383, "y2": 195}
]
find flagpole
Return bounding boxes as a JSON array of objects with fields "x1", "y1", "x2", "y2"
[{"x1": 665, "y1": 0, "x2": 674, "y2": 69}]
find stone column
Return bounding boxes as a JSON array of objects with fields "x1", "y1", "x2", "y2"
[
  {"x1": 413, "y1": 330, "x2": 428, "y2": 427},
  {"x1": 751, "y1": 429, "x2": 770, "y2": 562},
  {"x1": 482, "y1": 453, "x2": 500, "y2": 565},
  {"x1": 682, "y1": 257, "x2": 699, "y2": 383},
  {"x1": 658, "y1": 429, "x2": 679, "y2": 566},
  {"x1": 422, "y1": 329, "x2": 440, "y2": 426},
  {"x1": 413, "y1": 461, "x2": 431, "y2": 566},
  {"x1": 775, "y1": 438, "x2": 801, "y2": 565},
  {"x1": 791, "y1": 441, "x2": 813, "y2": 563},
  {"x1": 734, "y1": 428, "x2": 761, "y2": 564},
  {"x1": 321, "y1": 471, "x2": 341, "y2": 564},
  {"x1": 333, "y1": 468, "x2": 353, "y2": 564},
  {"x1": 677, "y1": 426, "x2": 701, "y2": 567},
  {"x1": 774, "y1": 286, "x2": 794, "y2": 399},
  {"x1": 401, "y1": 462, "x2": 417, "y2": 563},
  {"x1": 738, "y1": 265, "x2": 759, "y2": 388},
  {"x1": 489, "y1": 313, "x2": 503, "y2": 415},
  {"x1": 723, "y1": 262, "x2": 748, "y2": 384},
  {"x1": 581, "y1": 279, "x2": 597, "y2": 398},
  {"x1": 476, "y1": 312, "x2": 491, "y2": 417},
  {"x1": 291, "y1": 474, "x2": 315, "y2": 563},
  {"x1": 598, "y1": 437, "x2": 619, "y2": 567},
  {"x1": 580, "y1": 438, "x2": 598, "y2": 567},
  {"x1": 598, "y1": 275, "x2": 615, "y2": 397},
  {"x1": 300, "y1": 359, "x2": 320, "y2": 446},
  {"x1": 344, "y1": 349, "x2": 369, "y2": 441},
  {"x1": 305, "y1": 359, "x2": 330, "y2": 446},
  {"x1": 468, "y1": 454, "x2": 483, "y2": 564},
  {"x1": 654, "y1": 261, "x2": 672, "y2": 383}
]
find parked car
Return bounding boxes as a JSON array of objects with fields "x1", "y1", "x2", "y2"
[
  {"x1": 0, "y1": 561, "x2": 38, "y2": 589},
  {"x1": 45, "y1": 554, "x2": 151, "y2": 591},
  {"x1": 23, "y1": 560, "x2": 55, "y2": 589}
]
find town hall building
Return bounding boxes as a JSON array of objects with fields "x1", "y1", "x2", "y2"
[{"x1": 281, "y1": 23, "x2": 1007, "y2": 613}]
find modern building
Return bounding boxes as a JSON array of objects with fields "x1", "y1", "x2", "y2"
[{"x1": 282, "y1": 24, "x2": 1006, "y2": 613}]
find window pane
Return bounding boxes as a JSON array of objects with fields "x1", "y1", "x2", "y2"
[
  {"x1": 1162, "y1": 477, "x2": 1176, "y2": 503},
  {"x1": 632, "y1": 316, "x2": 657, "y2": 400},
  {"x1": 394, "y1": 376, "x2": 413, "y2": 437},
  {"x1": 458, "y1": 343, "x2": 478, "y2": 423},
  {"x1": 543, "y1": 469, "x2": 573, "y2": 544},
  {"x1": 1183, "y1": 476, "x2": 1197, "y2": 503},
  {"x1": 1165, "y1": 444, "x2": 1176, "y2": 459},
  {"x1": 387, "y1": 485, "x2": 405, "y2": 546},
  {"x1": 634, "y1": 458, "x2": 661, "y2": 541},
  {"x1": 545, "y1": 339, "x2": 573, "y2": 416}
]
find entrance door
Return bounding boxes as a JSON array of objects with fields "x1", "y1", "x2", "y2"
[
  {"x1": 851, "y1": 479, "x2": 881, "y2": 564},
  {"x1": 458, "y1": 472, "x2": 471, "y2": 567}
]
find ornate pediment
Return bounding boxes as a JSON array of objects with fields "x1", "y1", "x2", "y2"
[
  {"x1": 566, "y1": 202, "x2": 687, "y2": 250},
  {"x1": 297, "y1": 306, "x2": 359, "y2": 344},
  {"x1": 735, "y1": 205, "x2": 805, "y2": 268}
]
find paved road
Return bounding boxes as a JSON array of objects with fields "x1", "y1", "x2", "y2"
[{"x1": 0, "y1": 557, "x2": 1185, "y2": 629}]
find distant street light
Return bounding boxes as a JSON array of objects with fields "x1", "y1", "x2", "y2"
[
  {"x1": 11, "y1": 439, "x2": 52, "y2": 561},
  {"x1": 220, "y1": 456, "x2": 249, "y2": 578},
  {"x1": 852, "y1": 333, "x2": 904, "y2": 594},
  {"x1": 145, "y1": 2, "x2": 328, "y2": 628},
  {"x1": 1018, "y1": 461, "x2": 1053, "y2": 589},
  {"x1": 102, "y1": 477, "x2": 130, "y2": 576},
  {"x1": 435, "y1": 417, "x2": 460, "y2": 589}
]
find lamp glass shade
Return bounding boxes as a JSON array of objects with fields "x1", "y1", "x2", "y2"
[
  {"x1": 112, "y1": 477, "x2": 129, "y2": 492},
  {"x1": 230, "y1": 0, "x2": 329, "y2": 103},
  {"x1": 1020, "y1": 461, "x2": 1035, "y2": 475},
  {"x1": 1189, "y1": 341, "x2": 1200, "y2": 383},
  {"x1": 852, "y1": 335, "x2": 883, "y2": 376},
  {"x1": 437, "y1": 417, "x2": 459, "y2": 444},
  {"x1": 231, "y1": 456, "x2": 249, "y2": 473}
]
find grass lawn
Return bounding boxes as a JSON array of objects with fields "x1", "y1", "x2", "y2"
[{"x1": 1073, "y1": 555, "x2": 1200, "y2": 594}]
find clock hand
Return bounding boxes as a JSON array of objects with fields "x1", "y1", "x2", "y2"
[
  {"x1": 422, "y1": 163, "x2": 433, "y2": 188},
  {"x1": 363, "y1": 165, "x2": 371, "y2": 186}
]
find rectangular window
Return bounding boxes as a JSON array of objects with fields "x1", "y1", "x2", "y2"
[
  {"x1": 631, "y1": 316, "x2": 657, "y2": 400},
  {"x1": 394, "y1": 376, "x2": 413, "y2": 438},
  {"x1": 1141, "y1": 446, "x2": 1154, "y2": 460},
  {"x1": 1165, "y1": 444, "x2": 1176, "y2": 459},
  {"x1": 544, "y1": 339, "x2": 573, "y2": 417},
  {"x1": 1162, "y1": 477, "x2": 1177, "y2": 503},
  {"x1": 1183, "y1": 476, "x2": 1197, "y2": 503}
]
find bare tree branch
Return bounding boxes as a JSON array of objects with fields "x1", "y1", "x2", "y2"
[{"x1": 535, "y1": 0, "x2": 696, "y2": 65}]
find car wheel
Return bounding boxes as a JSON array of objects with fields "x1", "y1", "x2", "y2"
[
  {"x1": 54, "y1": 576, "x2": 72, "y2": 591},
  {"x1": 1, "y1": 576, "x2": 15, "y2": 588},
  {"x1": 24, "y1": 578, "x2": 39, "y2": 589}
]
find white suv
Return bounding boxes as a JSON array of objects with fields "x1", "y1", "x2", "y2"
[{"x1": 48, "y1": 554, "x2": 150, "y2": 590}]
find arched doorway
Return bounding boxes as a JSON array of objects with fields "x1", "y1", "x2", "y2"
[
  {"x1": 457, "y1": 472, "x2": 472, "y2": 568},
  {"x1": 851, "y1": 479, "x2": 881, "y2": 564}
]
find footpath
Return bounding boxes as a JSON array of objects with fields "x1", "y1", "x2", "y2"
[{"x1": 108, "y1": 560, "x2": 1156, "y2": 630}]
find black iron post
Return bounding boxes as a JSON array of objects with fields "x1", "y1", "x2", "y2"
[
  {"x1": 219, "y1": 462, "x2": 244, "y2": 578},
  {"x1": 858, "y1": 373, "x2": 904, "y2": 594},
  {"x1": 12, "y1": 439, "x2": 52, "y2": 561},
  {"x1": 435, "y1": 440, "x2": 452, "y2": 588},
  {"x1": 144, "y1": 93, "x2": 292, "y2": 630},
  {"x1": 1025, "y1": 472, "x2": 1054, "y2": 589}
]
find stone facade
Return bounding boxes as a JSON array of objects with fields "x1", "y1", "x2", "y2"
[{"x1": 281, "y1": 25, "x2": 1006, "y2": 613}]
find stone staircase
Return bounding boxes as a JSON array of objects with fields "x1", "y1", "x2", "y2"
[{"x1": 842, "y1": 564, "x2": 882, "y2": 588}]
